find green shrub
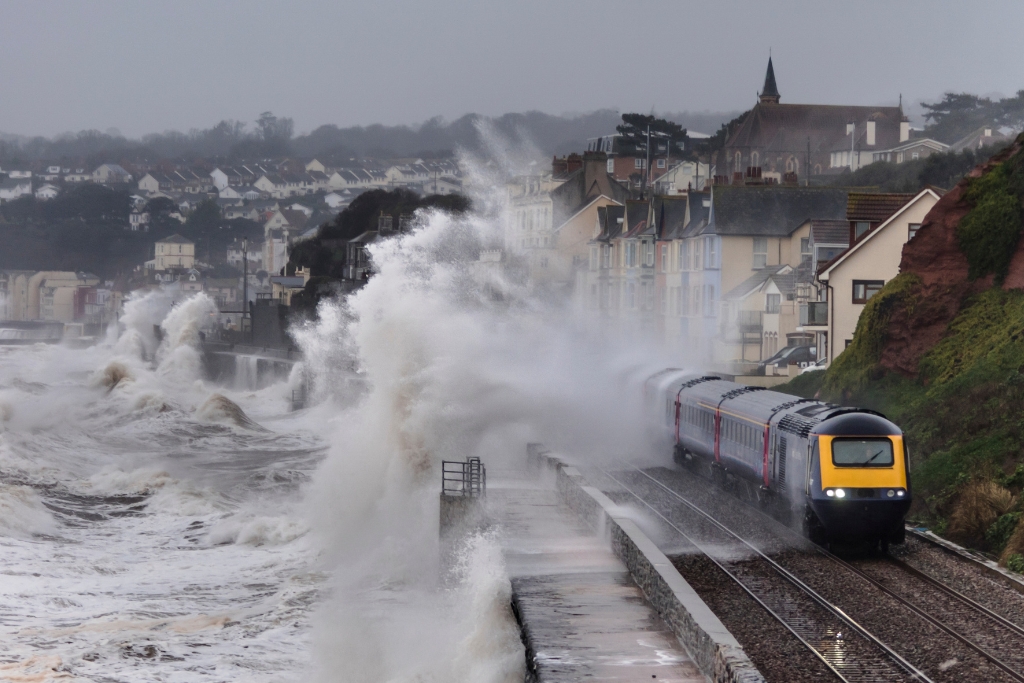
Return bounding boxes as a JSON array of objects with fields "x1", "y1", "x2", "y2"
[
  {"x1": 956, "y1": 167, "x2": 1023, "y2": 283},
  {"x1": 986, "y1": 512, "x2": 1022, "y2": 553},
  {"x1": 1008, "y1": 553, "x2": 1024, "y2": 574}
]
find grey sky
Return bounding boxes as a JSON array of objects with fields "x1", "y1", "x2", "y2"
[{"x1": 1, "y1": 0, "x2": 1020, "y2": 138}]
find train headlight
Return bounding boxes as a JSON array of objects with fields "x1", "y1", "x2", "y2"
[
  {"x1": 887, "y1": 490, "x2": 895, "y2": 497},
  {"x1": 826, "y1": 489, "x2": 834, "y2": 497},
  {"x1": 834, "y1": 488, "x2": 846, "y2": 498},
  {"x1": 897, "y1": 490, "x2": 905, "y2": 497}
]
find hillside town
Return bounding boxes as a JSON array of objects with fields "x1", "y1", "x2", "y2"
[{"x1": 0, "y1": 60, "x2": 1013, "y2": 370}]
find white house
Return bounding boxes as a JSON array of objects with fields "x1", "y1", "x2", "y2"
[
  {"x1": 0, "y1": 178, "x2": 32, "y2": 202},
  {"x1": 814, "y1": 187, "x2": 942, "y2": 363},
  {"x1": 93, "y1": 164, "x2": 132, "y2": 184},
  {"x1": 129, "y1": 211, "x2": 150, "y2": 231},
  {"x1": 35, "y1": 184, "x2": 60, "y2": 200},
  {"x1": 324, "y1": 192, "x2": 347, "y2": 209}
]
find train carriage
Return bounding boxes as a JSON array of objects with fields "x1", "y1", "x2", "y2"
[{"x1": 646, "y1": 371, "x2": 911, "y2": 547}]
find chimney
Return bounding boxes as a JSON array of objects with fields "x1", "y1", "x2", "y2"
[
  {"x1": 866, "y1": 120, "x2": 876, "y2": 146},
  {"x1": 566, "y1": 153, "x2": 583, "y2": 175},
  {"x1": 552, "y1": 155, "x2": 567, "y2": 177},
  {"x1": 900, "y1": 119, "x2": 910, "y2": 143},
  {"x1": 378, "y1": 212, "x2": 393, "y2": 234}
]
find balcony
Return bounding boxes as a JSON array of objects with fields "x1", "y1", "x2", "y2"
[
  {"x1": 737, "y1": 310, "x2": 763, "y2": 333},
  {"x1": 800, "y1": 302, "x2": 828, "y2": 327}
]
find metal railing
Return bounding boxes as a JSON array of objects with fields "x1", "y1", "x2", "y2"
[
  {"x1": 800, "y1": 301, "x2": 828, "y2": 326},
  {"x1": 291, "y1": 385, "x2": 307, "y2": 411},
  {"x1": 442, "y1": 457, "x2": 486, "y2": 497}
]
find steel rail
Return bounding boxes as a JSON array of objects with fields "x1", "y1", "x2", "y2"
[
  {"x1": 822, "y1": 552, "x2": 1024, "y2": 683},
  {"x1": 639, "y1": 465, "x2": 1024, "y2": 683},
  {"x1": 600, "y1": 466, "x2": 932, "y2": 683}
]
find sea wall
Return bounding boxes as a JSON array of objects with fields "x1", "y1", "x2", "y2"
[{"x1": 529, "y1": 445, "x2": 764, "y2": 683}]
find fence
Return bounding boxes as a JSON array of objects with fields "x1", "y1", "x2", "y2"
[{"x1": 441, "y1": 457, "x2": 486, "y2": 497}]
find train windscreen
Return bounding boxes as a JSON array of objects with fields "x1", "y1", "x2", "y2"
[{"x1": 831, "y1": 438, "x2": 894, "y2": 467}]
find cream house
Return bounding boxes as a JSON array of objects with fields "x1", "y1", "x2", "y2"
[
  {"x1": 154, "y1": 234, "x2": 195, "y2": 271},
  {"x1": 816, "y1": 187, "x2": 942, "y2": 363}
]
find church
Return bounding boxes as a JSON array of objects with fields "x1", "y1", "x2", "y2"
[{"x1": 718, "y1": 58, "x2": 910, "y2": 180}]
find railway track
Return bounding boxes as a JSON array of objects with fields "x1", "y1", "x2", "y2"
[
  {"x1": 605, "y1": 464, "x2": 1024, "y2": 683},
  {"x1": 600, "y1": 466, "x2": 930, "y2": 683},
  {"x1": 841, "y1": 553, "x2": 1024, "y2": 681}
]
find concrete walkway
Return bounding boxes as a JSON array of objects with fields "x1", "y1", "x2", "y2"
[{"x1": 489, "y1": 472, "x2": 705, "y2": 682}]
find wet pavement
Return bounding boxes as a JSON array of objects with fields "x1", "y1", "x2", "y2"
[{"x1": 489, "y1": 471, "x2": 704, "y2": 682}]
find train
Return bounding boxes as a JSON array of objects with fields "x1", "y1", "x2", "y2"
[{"x1": 644, "y1": 370, "x2": 911, "y2": 548}]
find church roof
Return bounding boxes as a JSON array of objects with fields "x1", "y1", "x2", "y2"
[
  {"x1": 726, "y1": 102, "x2": 904, "y2": 154},
  {"x1": 761, "y1": 57, "x2": 779, "y2": 101}
]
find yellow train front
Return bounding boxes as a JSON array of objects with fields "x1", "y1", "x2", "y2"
[
  {"x1": 805, "y1": 412, "x2": 911, "y2": 546},
  {"x1": 648, "y1": 372, "x2": 912, "y2": 548}
]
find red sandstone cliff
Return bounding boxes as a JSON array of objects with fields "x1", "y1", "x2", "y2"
[{"x1": 877, "y1": 137, "x2": 1024, "y2": 376}]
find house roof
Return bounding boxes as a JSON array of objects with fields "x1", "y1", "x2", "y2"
[
  {"x1": 350, "y1": 230, "x2": 379, "y2": 244},
  {"x1": 847, "y1": 192, "x2": 916, "y2": 223},
  {"x1": 280, "y1": 209, "x2": 310, "y2": 230},
  {"x1": 703, "y1": 186, "x2": 848, "y2": 237},
  {"x1": 270, "y1": 276, "x2": 305, "y2": 288},
  {"x1": 725, "y1": 264, "x2": 792, "y2": 300},
  {"x1": 595, "y1": 205, "x2": 626, "y2": 241},
  {"x1": 550, "y1": 162, "x2": 629, "y2": 227},
  {"x1": 808, "y1": 219, "x2": 850, "y2": 245},
  {"x1": 654, "y1": 195, "x2": 689, "y2": 240},
  {"x1": 622, "y1": 200, "x2": 649, "y2": 238},
  {"x1": 158, "y1": 234, "x2": 193, "y2": 245},
  {"x1": 820, "y1": 187, "x2": 941, "y2": 279}
]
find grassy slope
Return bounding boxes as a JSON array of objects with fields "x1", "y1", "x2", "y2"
[{"x1": 775, "y1": 140, "x2": 1024, "y2": 559}]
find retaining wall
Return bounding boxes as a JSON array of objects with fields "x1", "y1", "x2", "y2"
[{"x1": 534, "y1": 448, "x2": 765, "y2": 683}]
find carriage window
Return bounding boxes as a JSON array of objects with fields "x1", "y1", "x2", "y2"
[{"x1": 831, "y1": 438, "x2": 894, "y2": 467}]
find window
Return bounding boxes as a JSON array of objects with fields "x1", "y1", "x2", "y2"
[
  {"x1": 854, "y1": 222, "x2": 871, "y2": 240},
  {"x1": 908, "y1": 223, "x2": 921, "y2": 241},
  {"x1": 657, "y1": 158, "x2": 666, "y2": 169},
  {"x1": 590, "y1": 246, "x2": 598, "y2": 270},
  {"x1": 627, "y1": 282, "x2": 636, "y2": 308},
  {"x1": 695, "y1": 240, "x2": 703, "y2": 270},
  {"x1": 660, "y1": 244, "x2": 668, "y2": 273},
  {"x1": 766, "y1": 294, "x2": 781, "y2": 314},
  {"x1": 625, "y1": 241, "x2": 637, "y2": 267},
  {"x1": 753, "y1": 237, "x2": 768, "y2": 269},
  {"x1": 601, "y1": 245, "x2": 610, "y2": 269},
  {"x1": 635, "y1": 158, "x2": 643, "y2": 169},
  {"x1": 852, "y1": 280, "x2": 884, "y2": 304},
  {"x1": 734, "y1": 151, "x2": 741, "y2": 171},
  {"x1": 912, "y1": 152, "x2": 920, "y2": 160},
  {"x1": 679, "y1": 241, "x2": 688, "y2": 271},
  {"x1": 800, "y1": 237, "x2": 811, "y2": 255},
  {"x1": 607, "y1": 158, "x2": 615, "y2": 173},
  {"x1": 707, "y1": 237, "x2": 717, "y2": 268},
  {"x1": 645, "y1": 241, "x2": 655, "y2": 267},
  {"x1": 832, "y1": 438, "x2": 894, "y2": 467}
]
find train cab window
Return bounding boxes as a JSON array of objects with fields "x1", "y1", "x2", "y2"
[{"x1": 832, "y1": 438, "x2": 894, "y2": 467}]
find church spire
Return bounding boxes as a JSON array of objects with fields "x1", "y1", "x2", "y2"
[{"x1": 759, "y1": 56, "x2": 780, "y2": 104}]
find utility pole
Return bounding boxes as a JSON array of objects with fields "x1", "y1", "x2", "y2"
[
  {"x1": 241, "y1": 237, "x2": 249, "y2": 341},
  {"x1": 645, "y1": 124, "x2": 651, "y2": 197}
]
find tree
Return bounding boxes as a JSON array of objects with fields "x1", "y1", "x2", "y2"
[
  {"x1": 145, "y1": 196, "x2": 176, "y2": 214},
  {"x1": 256, "y1": 111, "x2": 294, "y2": 142},
  {"x1": 616, "y1": 113, "x2": 689, "y2": 158},
  {"x1": 185, "y1": 199, "x2": 221, "y2": 231}
]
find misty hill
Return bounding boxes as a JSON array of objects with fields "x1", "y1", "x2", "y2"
[
  {"x1": 0, "y1": 109, "x2": 738, "y2": 166},
  {"x1": 782, "y1": 135, "x2": 1024, "y2": 560}
]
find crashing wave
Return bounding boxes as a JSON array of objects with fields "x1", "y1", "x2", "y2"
[{"x1": 196, "y1": 394, "x2": 268, "y2": 431}]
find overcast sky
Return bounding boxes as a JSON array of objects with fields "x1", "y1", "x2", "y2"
[{"x1": 1, "y1": 0, "x2": 1020, "y2": 138}]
